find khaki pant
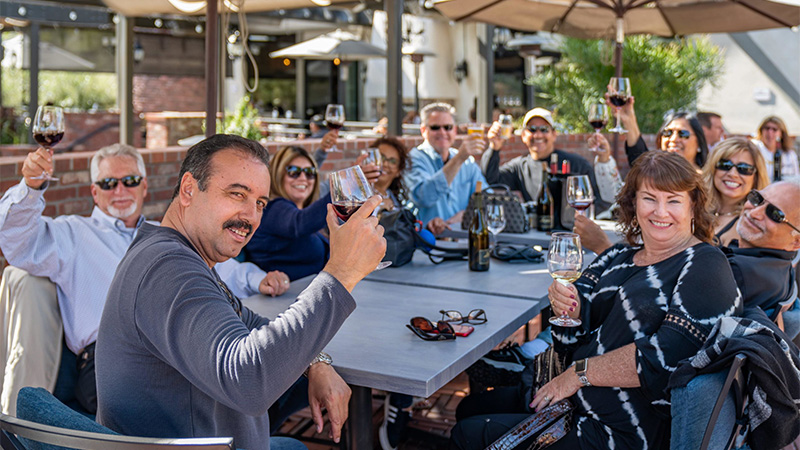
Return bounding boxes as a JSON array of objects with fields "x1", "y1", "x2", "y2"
[{"x1": 0, "y1": 266, "x2": 61, "y2": 416}]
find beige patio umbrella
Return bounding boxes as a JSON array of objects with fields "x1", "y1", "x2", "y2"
[
  {"x1": 434, "y1": 0, "x2": 800, "y2": 74},
  {"x1": 269, "y1": 30, "x2": 388, "y2": 61}
]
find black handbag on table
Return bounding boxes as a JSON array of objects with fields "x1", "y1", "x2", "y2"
[
  {"x1": 379, "y1": 208, "x2": 468, "y2": 267},
  {"x1": 461, "y1": 184, "x2": 529, "y2": 233}
]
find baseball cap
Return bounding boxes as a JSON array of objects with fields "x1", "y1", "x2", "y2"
[
  {"x1": 310, "y1": 114, "x2": 325, "y2": 127},
  {"x1": 522, "y1": 108, "x2": 555, "y2": 128}
]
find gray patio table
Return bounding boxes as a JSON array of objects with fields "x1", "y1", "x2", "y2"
[{"x1": 242, "y1": 274, "x2": 546, "y2": 450}]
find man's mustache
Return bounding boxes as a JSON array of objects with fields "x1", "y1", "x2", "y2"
[{"x1": 223, "y1": 219, "x2": 252, "y2": 236}]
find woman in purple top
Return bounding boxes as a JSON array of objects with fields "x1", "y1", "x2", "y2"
[{"x1": 244, "y1": 146, "x2": 330, "y2": 281}]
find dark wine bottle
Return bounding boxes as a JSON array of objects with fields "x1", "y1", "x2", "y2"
[
  {"x1": 468, "y1": 181, "x2": 490, "y2": 272},
  {"x1": 774, "y1": 150, "x2": 782, "y2": 182},
  {"x1": 536, "y1": 164, "x2": 554, "y2": 232}
]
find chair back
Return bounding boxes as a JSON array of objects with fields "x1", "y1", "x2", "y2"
[
  {"x1": 4, "y1": 388, "x2": 233, "y2": 450},
  {"x1": 700, "y1": 353, "x2": 748, "y2": 450}
]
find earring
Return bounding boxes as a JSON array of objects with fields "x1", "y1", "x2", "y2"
[
  {"x1": 691, "y1": 218, "x2": 696, "y2": 234},
  {"x1": 632, "y1": 217, "x2": 640, "y2": 233}
]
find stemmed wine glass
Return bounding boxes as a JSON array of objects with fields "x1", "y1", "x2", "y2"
[
  {"x1": 486, "y1": 203, "x2": 506, "y2": 248},
  {"x1": 329, "y1": 166, "x2": 392, "y2": 270},
  {"x1": 361, "y1": 148, "x2": 383, "y2": 188},
  {"x1": 587, "y1": 102, "x2": 608, "y2": 151},
  {"x1": 31, "y1": 106, "x2": 65, "y2": 181},
  {"x1": 548, "y1": 232, "x2": 583, "y2": 327},
  {"x1": 324, "y1": 104, "x2": 345, "y2": 152},
  {"x1": 608, "y1": 77, "x2": 631, "y2": 134},
  {"x1": 566, "y1": 175, "x2": 595, "y2": 218}
]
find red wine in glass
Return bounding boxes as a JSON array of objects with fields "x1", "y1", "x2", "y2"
[
  {"x1": 608, "y1": 94, "x2": 629, "y2": 107},
  {"x1": 326, "y1": 121, "x2": 344, "y2": 130},
  {"x1": 333, "y1": 201, "x2": 364, "y2": 221},
  {"x1": 569, "y1": 199, "x2": 594, "y2": 211},
  {"x1": 589, "y1": 120, "x2": 607, "y2": 131},
  {"x1": 33, "y1": 132, "x2": 65, "y2": 147},
  {"x1": 324, "y1": 104, "x2": 345, "y2": 152}
]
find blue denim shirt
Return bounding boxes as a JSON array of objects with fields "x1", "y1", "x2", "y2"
[{"x1": 405, "y1": 141, "x2": 487, "y2": 225}]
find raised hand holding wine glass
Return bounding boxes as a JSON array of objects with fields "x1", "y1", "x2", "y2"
[
  {"x1": 548, "y1": 232, "x2": 583, "y2": 327},
  {"x1": 567, "y1": 175, "x2": 595, "y2": 217},
  {"x1": 329, "y1": 166, "x2": 391, "y2": 270},
  {"x1": 608, "y1": 77, "x2": 631, "y2": 134},
  {"x1": 30, "y1": 105, "x2": 65, "y2": 181},
  {"x1": 324, "y1": 104, "x2": 345, "y2": 152},
  {"x1": 587, "y1": 102, "x2": 608, "y2": 151}
]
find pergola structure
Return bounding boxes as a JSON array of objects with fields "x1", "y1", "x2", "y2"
[{"x1": 1, "y1": 0, "x2": 409, "y2": 144}]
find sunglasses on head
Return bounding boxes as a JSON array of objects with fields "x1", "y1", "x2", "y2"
[
  {"x1": 747, "y1": 190, "x2": 800, "y2": 234},
  {"x1": 406, "y1": 317, "x2": 455, "y2": 341},
  {"x1": 661, "y1": 129, "x2": 692, "y2": 140},
  {"x1": 440, "y1": 309, "x2": 487, "y2": 325},
  {"x1": 285, "y1": 165, "x2": 317, "y2": 179},
  {"x1": 94, "y1": 175, "x2": 143, "y2": 190},
  {"x1": 526, "y1": 125, "x2": 552, "y2": 134},
  {"x1": 715, "y1": 159, "x2": 756, "y2": 176},
  {"x1": 428, "y1": 124, "x2": 454, "y2": 131}
]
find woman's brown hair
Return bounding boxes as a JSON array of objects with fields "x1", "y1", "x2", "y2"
[
  {"x1": 268, "y1": 146, "x2": 319, "y2": 208},
  {"x1": 616, "y1": 151, "x2": 714, "y2": 245}
]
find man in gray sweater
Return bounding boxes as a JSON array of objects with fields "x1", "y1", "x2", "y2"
[{"x1": 96, "y1": 134, "x2": 386, "y2": 450}]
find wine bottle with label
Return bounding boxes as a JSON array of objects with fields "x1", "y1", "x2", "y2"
[
  {"x1": 469, "y1": 181, "x2": 490, "y2": 271},
  {"x1": 536, "y1": 164, "x2": 554, "y2": 232}
]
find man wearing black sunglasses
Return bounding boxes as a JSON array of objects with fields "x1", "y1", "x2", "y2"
[
  {"x1": 0, "y1": 143, "x2": 291, "y2": 417},
  {"x1": 406, "y1": 102, "x2": 487, "y2": 235}
]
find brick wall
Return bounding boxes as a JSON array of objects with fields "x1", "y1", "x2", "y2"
[
  {"x1": 133, "y1": 75, "x2": 206, "y2": 113},
  {"x1": 0, "y1": 132, "x2": 639, "y2": 267}
]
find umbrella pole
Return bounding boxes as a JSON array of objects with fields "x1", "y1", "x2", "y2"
[
  {"x1": 205, "y1": 0, "x2": 218, "y2": 137},
  {"x1": 414, "y1": 59, "x2": 421, "y2": 113},
  {"x1": 614, "y1": 16, "x2": 624, "y2": 78}
]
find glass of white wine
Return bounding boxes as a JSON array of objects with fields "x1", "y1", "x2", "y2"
[{"x1": 548, "y1": 232, "x2": 583, "y2": 327}]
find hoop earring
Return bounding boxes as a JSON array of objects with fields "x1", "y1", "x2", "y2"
[{"x1": 632, "y1": 217, "x2": 640, "y2": 233}]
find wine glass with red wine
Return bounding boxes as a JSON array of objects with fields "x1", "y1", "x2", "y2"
[
  {"x1": 608, "y1": 77, "x2": 631, "y2": 134},
  {"x1": 588, "y1": 102, "x2": 608, "y2": 151},
  {"x1": 324, "y1": 104, "x2": 345, "y2": 152},
  {"x1": 31, "y1": 106, "x2": 65, "y2": 181},
  {"x1": 329, "y1": 166, "x2": 392, "y2": 270},
  {"x1": 566, "y1": 175, "x2": 594, "y2": 217}
]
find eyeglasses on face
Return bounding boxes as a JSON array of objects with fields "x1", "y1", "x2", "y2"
[
  {"x1": 526, "y1": 125, "x2": 552, "y2": 134},
  {"x1": 94, "y1": 175, "x2": 143, "y2": 190},
  {"x1": 427, "y1": 124, "x2": 454, "y2": 131},
  {"x1": 407, "y1": 317, "x2": 455, "y2": 341},
  {"x1": 661, "y1": 129, "x2": 692, "y2": 140},
  {"x1": 381, "y1": 154, "x2": 400, "y2": 166},
  {"x1": 286, "y1": 165, "x2": 317, "y2": 179},
  {"x1": 715, "y1": 159, "x2": 756, "y2": 176},
  {"x1": 762, "y1": 126, "x2": 780, "y2": 133},
  {"x1": 746, "y1": 190, "x2": 800, "y2": 234},
  {"x1": 440, "y1": 309, "x2": 487, "y2": 324}
]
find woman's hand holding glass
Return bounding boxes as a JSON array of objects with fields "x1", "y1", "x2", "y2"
[
  {"x1": 587, "y1": 133, "x2": 612, "y2": 163},
  {"x1": 548, "y1": 232, "x2": 583, "y2": 327},
  {"x1": 548, "y1": 276, "x2": 581, "y2": 322}
]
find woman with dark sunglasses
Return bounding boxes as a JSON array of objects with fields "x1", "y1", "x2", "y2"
[
  {"x1": 612, "y1": 95, "x2": 709, "y2": 169},
  {"x1": 243, "y1": 146, "x2": 331, "y2": 281},
  {"x1": 702, "y1": 138, "x2": 769, "y2": 246},
  {"x1": 752, "y1": 116, "x2": 799, "y2": 182}
]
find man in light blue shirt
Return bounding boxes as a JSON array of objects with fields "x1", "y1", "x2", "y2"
[
  {"x1": 405, "y1": 103, "x2": 487, "y2": 233},
  {"x1": 0, "y1": 143, "x2": 291, "y2": 415}
]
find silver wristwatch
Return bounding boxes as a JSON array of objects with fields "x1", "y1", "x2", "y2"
[
  {"x1": 575, "y1": 358, "x2": 592, "y2": 387},
  {"x1": 304, "y1": 352, "x2": 332, "y2": 377}
]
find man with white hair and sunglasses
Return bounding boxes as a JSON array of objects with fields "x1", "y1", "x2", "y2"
[{"x1": 0, "y1": 144, "x2": 290, "y2": 416}]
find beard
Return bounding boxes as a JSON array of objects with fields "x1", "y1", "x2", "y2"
[{"x1": 107, "y1": 202, "x2": 138, "y2": 221}]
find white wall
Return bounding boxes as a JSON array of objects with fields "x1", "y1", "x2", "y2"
[{"x1": 697, "y1": 30, "x2": 800, "y2": 136}]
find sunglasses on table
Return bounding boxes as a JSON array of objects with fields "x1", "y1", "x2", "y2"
[
  {"x1": 285, "y1": 165, "x2": 317, "y2": 179},
  {"x1": 406, "y1": 317, "x2": 456, "y2": 341},
  {"x1": 747, "y1": 190, "x2": 800, "y2": 234},
  {"x1": 94, "y1": 175, "x2": 143, "y2": 190},
  {"x1": 715, "y1": 159, "x2": 756, "y2": 176},
  {"x1": 526, "y1": 125, "x2": 552, "y2": 134},
  {"x1": 660, "y1": 129, "x2": 692, "y2": 140},
  {"x1": 440, "y1": 309, "x2": 487, "y2": 325},
  {"x1": 427, "y1": 124, "x2": 454, "y2": 131}
]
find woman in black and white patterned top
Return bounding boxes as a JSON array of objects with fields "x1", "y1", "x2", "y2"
[{"x1": 529, "y1": 151, "x2": 742, "y2": 449}]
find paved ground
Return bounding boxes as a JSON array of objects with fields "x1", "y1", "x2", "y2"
[{"x1": 276, "y1": 372, "x2": 470, "y2": 449}]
